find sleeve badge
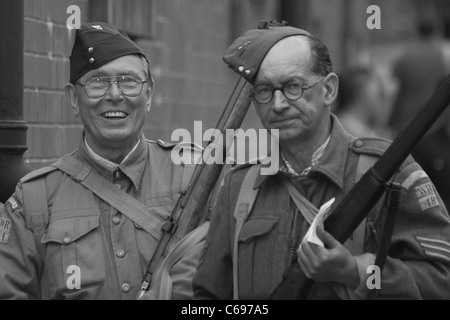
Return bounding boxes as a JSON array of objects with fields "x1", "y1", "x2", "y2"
[
  {"x1": 415, "y1": 182, "x2": 439, "y2": 212},
  {"x1": 6, "y1": 196, "x2": 21, "y2": 212},
  {"x1": 0, "y1": 217, "x2": 11, "y2": 244}
]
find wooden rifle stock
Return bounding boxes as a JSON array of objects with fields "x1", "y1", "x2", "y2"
[
  {"x1": 138, "y1": 76, "x2": 253, "y2": 298},
  {"x1": 171, "y1": 76, "x2": 253, "y2": 244},
  {"x1": 270, "y1": 76, "x2": 450, "y2": 300}
]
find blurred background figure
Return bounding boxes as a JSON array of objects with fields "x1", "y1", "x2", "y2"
[
  {"x1": 388, "y1": 13, "x2": 450, "y2": 137},
  {"x1": 413, "y1": 119, "x2": 450, "y2": 210},
  {"x1": 334, "y1": 66, "x2": 392, "y2": 139},
  {"x1": 388, "y1": 11, "x2": 450, "y2": 209}
]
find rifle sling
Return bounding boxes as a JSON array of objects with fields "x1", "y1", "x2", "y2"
[
  {"x1": 233, "y1": 164, "x2": 261, "y2": 300},
  {"x1": 280, "y1": 178, "x2": 318, "y2": 225}
]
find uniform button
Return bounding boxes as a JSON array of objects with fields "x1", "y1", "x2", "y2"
[
  {"x1": 354, "y1": 139, "x2": 364, "y2": 148},
  {"x1": 112, "y1": 216, "x2": 121, "y2": 225},
  {"x1": 114, "y1": 184, "x2": 122, "y2": 189},
  {"x1": 88, "y1": 47, "x2": 94, "y2": 53},
  {"x1": 121, "y1": 283, "x2": 131, "y2": 293},
  {"x1": 89, "y1": 57, "x2": 95, "y2": 64},
  {"x1": 63, "y1": 236, "x2": 71, "y2": 244},
  {"x1": 116, "y1": 249, "x2": 126, "y2": 258}
]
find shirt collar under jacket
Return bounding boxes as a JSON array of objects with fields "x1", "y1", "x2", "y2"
[
  {"x1": 280, "y1": 134, "x2": 331, "y2": 176},
  {"x1": 256, "y1": 114, "x2": 350, "y2": 190},
  {"x1": 78, "y1": 133, "x2": 148, "y2": 191}
]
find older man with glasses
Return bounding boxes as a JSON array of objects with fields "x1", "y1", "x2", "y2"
[
  {"x1": 193, "y1": 22, "x2": 450, "y2": 300},
  {"x1": 0, "y1": 22, "x2": 200, "y2": 300}
]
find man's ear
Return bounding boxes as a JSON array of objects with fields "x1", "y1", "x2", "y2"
[
  {"x1": 322, "y1": 72, "x2": 339, "y2": 107},
  {"x1": 65, "y1": 83, "x2": 80, "y2": 117},
  {"x1": 145, "y1": 79, "x2": 154, "y2": 113}
]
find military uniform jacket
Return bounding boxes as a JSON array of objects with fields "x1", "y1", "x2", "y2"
[
  {"x1": 193, "y1": 116, "x2": 450, "y2": 300},
  {"x1": 0, "y1": 136, "x2": 195, "y2": 299}
]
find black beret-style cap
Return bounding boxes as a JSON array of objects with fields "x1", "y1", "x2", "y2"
[
  {"x1": 69, "y1": 22, "x2": 148, "y2": 84},
  {"x1": 223, "y1": 20, "x2": 311, "y2": 84}
]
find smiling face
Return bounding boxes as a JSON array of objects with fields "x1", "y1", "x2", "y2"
[
  {"x1": 65, "y1": 55, "x2": 152, "y2": 158},
  {"x1": 253, "y1": 36, "x2": 337, "y2": 145}
]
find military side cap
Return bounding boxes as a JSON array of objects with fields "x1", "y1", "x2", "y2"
[
  {"x1": 223, "y1": 20, "x2": 311, "y2": 84},
  {"x1": 69, "y1": 22, "x2": 148, "y2": 84}
]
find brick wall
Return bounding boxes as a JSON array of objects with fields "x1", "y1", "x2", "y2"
[
  {"x1": 22, "y1": 0, "x2": 431, "y2": 169},
  {"x1": 23, "y1": 0, "x2": 246, "y2": 169},
  {"x1": 23, "y1": 0, "x2": 89, "y2": 168},
  {"x1": 138, "y1": 0, "x2": 238, "y2": 140}
]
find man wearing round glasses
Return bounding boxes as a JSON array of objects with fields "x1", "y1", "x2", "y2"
[
  {"x1": 193, "y1": 22, "x2": 450, "y2": 299},
  {"x1": 0, "y1": 22, "x2": 201, "y2": 299}
]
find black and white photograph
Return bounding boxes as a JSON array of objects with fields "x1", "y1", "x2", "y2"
[{"x1": 1, "y1": 0, "x2": 450, "y2": 307}]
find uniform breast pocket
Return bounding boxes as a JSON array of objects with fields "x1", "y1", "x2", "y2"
[
  {"x1": 41, "y1": 211, "x2": 105, "y2": 297},
  {"x1": 237, "y1": 217, "x2": 279, "y2": 299}
]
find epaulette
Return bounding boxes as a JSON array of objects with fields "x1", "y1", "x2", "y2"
[
  {"x1": 176, "y1": 141, "x2": 204, "y2": 152},
  {"x1": 20, "y1": 165, "x2": 58, "y2": 183},
  {"x1": 350, "y1": 137, "x2": 392, "y2": 157},
  {"x1": 147, "y1": 138, "x2": 204, "y2": 152},
  {"x1": 351, "y1": 137, "x2": 420, "y2": 189},
  {"x1": 230, "y1": 158, "x2": 264, "y2": 173},
  {"x1": 147, "y1": 138, "x2": 175, "y2": 148}
]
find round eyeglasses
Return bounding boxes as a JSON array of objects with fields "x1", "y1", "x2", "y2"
[
  {"x1": 252, "y1": 77, "x2": 325, "y2": 104},
  {"x1": 77, "y1": 75, "x2": 149, "y2": 99}
]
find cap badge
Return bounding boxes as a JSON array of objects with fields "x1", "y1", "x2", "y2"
[{"x1": 92, "y1": 25, "x2": 103, "y2": 30}]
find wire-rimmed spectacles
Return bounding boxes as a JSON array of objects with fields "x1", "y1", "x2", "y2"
[
  {"x1": 77, "y1": 75, "x2": 149, "y2": 99},
  {"x1": 252, "y1": 77, "x2": 325, "y2": 104}
]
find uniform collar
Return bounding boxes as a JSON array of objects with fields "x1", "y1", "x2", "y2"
[
  {"x1": 77, "y1": 133, "x2": 148, "y2": 191},
  {"x1": 254, "y1": 114, "x2": 349, "y2": 190},
  {"x1": 310, "y1": 114, "x2": 350, "y2": 189},
  {"x1": 84, "y1": 136, "x2": 141, "y2": 171}
]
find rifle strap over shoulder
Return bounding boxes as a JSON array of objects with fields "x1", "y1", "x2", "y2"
[
  {"x1": 52, "y1": 154, "x2": 164, "y2": 240},
  {"x1": 232, "y1": 164, "x2": 261, "y2": 300}
]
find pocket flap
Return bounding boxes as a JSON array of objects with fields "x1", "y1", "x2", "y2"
[
  {"x1": 239, "y1": 218, "x2": 279, "y2": 243},
  {"x1": 41, "y1": 214, "x2": 99, "y2": 245}
]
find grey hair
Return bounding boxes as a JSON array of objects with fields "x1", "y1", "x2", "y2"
[{"x1": 139, "y1": 55, "x2": 154, "y2": 88}]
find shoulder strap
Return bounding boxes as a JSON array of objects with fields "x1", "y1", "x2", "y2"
[
  {"x1": 52, "y1": 154, "x2": 164, "y2": 240},
  {"x1": 22, "y1": 176, "x2": 51, "y2": 299},
  {"x1": 21, "y1": 165, "x2": 58, "y2": 183},
  {"x1": 22, "y1": 178, "x2": 48, "y2": 253},
  {"x1": 232, "y1": 164, "x2": 261, "y2": 300}
]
